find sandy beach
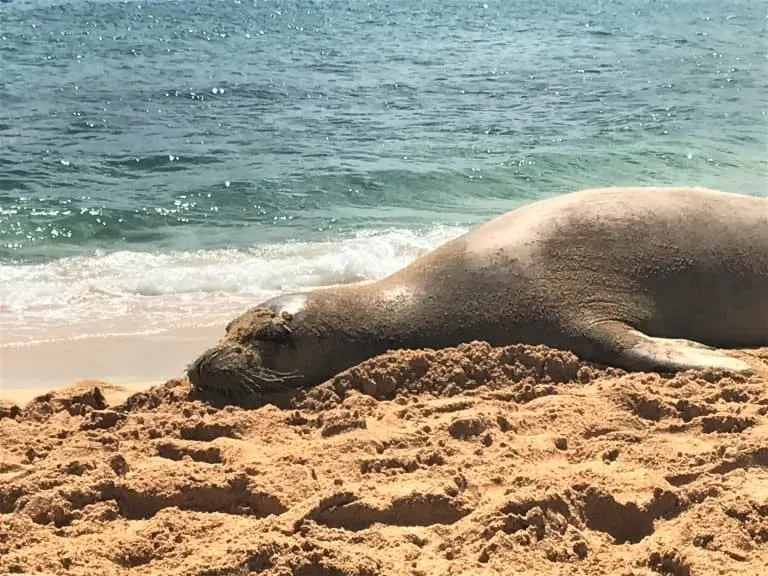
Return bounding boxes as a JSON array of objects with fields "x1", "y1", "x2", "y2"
[
  {"x1": 0, "y1": 326, "x2": 223, "y2": 394},
  {"x1": 1, "y1": 339, "x2": 766, "y2": 576}
]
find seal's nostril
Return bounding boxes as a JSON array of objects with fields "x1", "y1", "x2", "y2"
[
  {"x1": 186, "y1": 357, "x2": 203, "y2": 387},
  {"x1": 186, "y1": 347, "x2": 218, "y2": 389}
]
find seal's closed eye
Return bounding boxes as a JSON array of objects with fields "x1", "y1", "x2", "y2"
[
  {"x1": 253, "y1": 318, "x2": 295, "y2": 348},
  {"x1": 224, "y1": 307, "x2": 295, "y2": 348}
]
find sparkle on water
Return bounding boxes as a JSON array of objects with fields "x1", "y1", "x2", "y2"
[{"x1": 0, "y1": 0, "x2": 765, "y2": 341}]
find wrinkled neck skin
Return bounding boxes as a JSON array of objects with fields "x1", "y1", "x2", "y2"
[{"x1": 256, "y1": 280, "x2": 426, "y2": 387}]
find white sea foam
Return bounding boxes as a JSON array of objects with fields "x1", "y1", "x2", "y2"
[{"x1": 0, "y1": 226, "x2": 466, "y2": 345}]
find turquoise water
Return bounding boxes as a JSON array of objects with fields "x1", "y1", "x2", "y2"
[{"x1": 1, "y1": 0, "x2": 766, "y2": 341}]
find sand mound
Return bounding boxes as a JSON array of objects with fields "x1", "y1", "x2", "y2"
[{"x1": 1, "y1": 342, "x2": 767, "y2": 575}]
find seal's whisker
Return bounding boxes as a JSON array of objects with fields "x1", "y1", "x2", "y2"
[{"x1": 256, "y1": 368, "x2": 302, "y2": 381}]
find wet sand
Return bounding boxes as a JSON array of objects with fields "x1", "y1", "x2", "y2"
[{"x1": 0, "y1": 326, "x2": 221, "y2": 392}]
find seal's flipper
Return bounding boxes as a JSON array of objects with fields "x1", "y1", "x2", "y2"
[
  {"x1": 656, "y1": 338, "x2": 715, "y2": 351},
  {"x1": 622, "y1": 334, "x2": 753, "y2": 374},
  {"x1": 589, "y1": 322, "x2": 754, "y2": 374}
]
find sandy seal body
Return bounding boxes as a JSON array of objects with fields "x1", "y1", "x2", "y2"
[{"x1": 188, "y1": 186, "x2": 768, "y2": 398}]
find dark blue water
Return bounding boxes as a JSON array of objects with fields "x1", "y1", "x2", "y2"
[{"x1": 1, "y1": 0, "x2": 766, "y2": 340}]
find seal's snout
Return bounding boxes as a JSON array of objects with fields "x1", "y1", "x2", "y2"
[
  {"x1": 187, "y1": 343, "x2": 262, "y2": 398},
  {"x1": 187, "y1": 344, "x2": 238, "y2": 394},
  {"x1": 186, "y1": 342, "x2": 302, "y2": 401}
]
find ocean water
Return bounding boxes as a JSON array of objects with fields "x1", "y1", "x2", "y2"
[{"x1": 1, "y1": 0, "x2": 766, "y2": 344}]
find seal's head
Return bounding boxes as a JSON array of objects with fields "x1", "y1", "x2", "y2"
[{"x1": 187, "y1": 306, "x2": 306, "y2": 399}]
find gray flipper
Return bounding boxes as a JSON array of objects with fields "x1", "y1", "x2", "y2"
[{"x1": 586, "y1": 321, "x2": 754, "y2": 374}]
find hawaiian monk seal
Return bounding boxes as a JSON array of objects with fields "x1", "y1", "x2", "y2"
[{"x1": 187, "y1": 186, "x2": 768, "y2": 398}]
